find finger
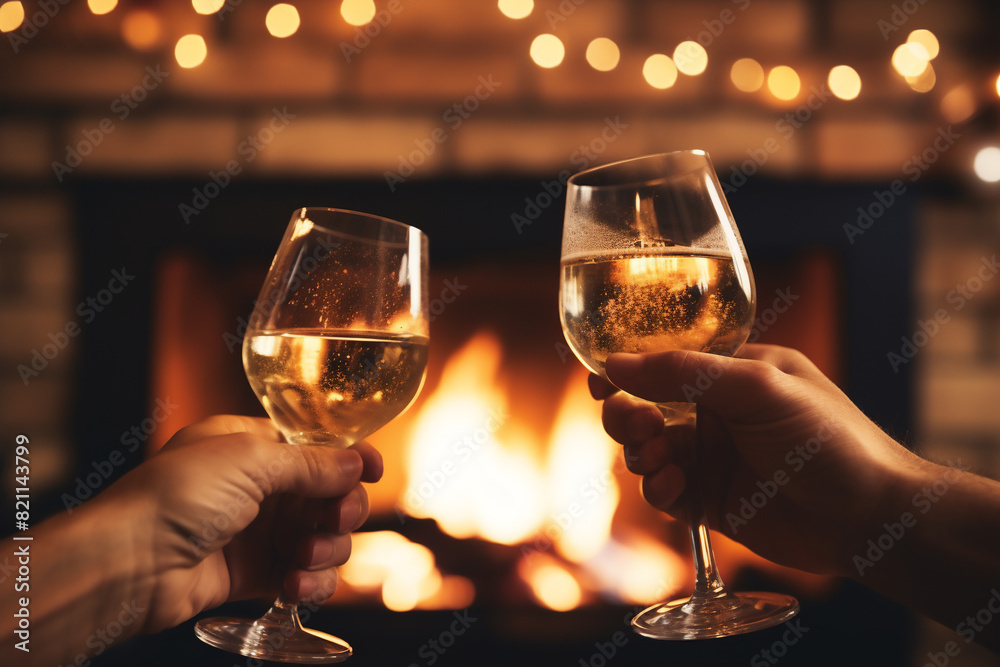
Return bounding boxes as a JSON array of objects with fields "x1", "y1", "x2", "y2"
[
  {"x1": 601, "y1": 393, "x2": 664, "y2": 445},
  {"x1": 260, "y1": 443, "x2": 365, "y2": 498},
  {"x1": 296, "y1": 532, "x2": 353, "y2": 571},
  {"x1": 737, "y1": 344, "x2": 831, "y2": 385},
  {"x1": 588, "y1": 374, "x2": 618, "y2": 400},
  {"x1": 349, "y1": 441, "x2": 383, "y2": 484},
  {"x1": 166, "y1": 415, "x2": 281, "y2": 450},
  {"x1": 640, "y1": 464, "x2": 686, "y2": 515},
  {"x1": 284, "y1": 566, "x2": 340, "y2": 604},
  {"x1": 605, "y1": 351, "x2": 799, "y2": 424},
  {"x1": 622, "y1": 433, "x2": 674, "y2": 475},
  {"x1": 313, "y1": 485, "x2": 370, "y2": 534}
]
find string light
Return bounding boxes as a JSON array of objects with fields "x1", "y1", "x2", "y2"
[
  {"x1": 673, "y1": 41, "x2": 707, "y2": 76},
  {"x1": 121, "y1": 9, "x2": 161, "y2": 50},
  {"x1": 87, "y1": 0, "x2": 117, "y2": 15},
  {"x1": 530, "y1": 34, "x2": 564, "y2": 68},
  {"x1": 175, "y1": 34, "x2": 207, "y2": 69},
  {"x1": 498, "y1": 0, "x2": 533, "y2": 20},
  {"x1": 266, "y1": 3, "x2": 300, "y2": 38},
  {"x1": 0, "y1": 1, "x2": 23, "y2": 32},
  {"x1": 940, "y1": 85, "x2": 976, "y2": 123},
  {"x1": 192, "y1": 0, "x2": 225, "y2": 15},
  {"x1": 974, "y1": 147, "x2": 1000, "y2": 183},
  {"x1": 892, "y1": 42, "x2": 930, "y2": 77},
  {"x1": 643, "y1": 54, "x2": 677, "y2": 89},
  {"x1": 585, "y1": 38, "x2": 620, "y2": 72},
  {"x1": 828, "y1": 65, "x2": 861, "y2": 100},
  {"x1": 907, "y1": 29, "x2": 939, "y2": 59},
  {"x1": 767, "y1": 65, "x2": 800, "y2": 101},
  {"x1": 341, "y1": 0, "x2": 375, "y2": 26},
  {"x1": 730, "y1": 58, "x2": 764, "y2": 92}
]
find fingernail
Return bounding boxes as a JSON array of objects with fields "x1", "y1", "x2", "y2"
[
  {"x1": 606, "y1": 353, "x2": 644, "y2": 380},
  {"x1": 339, "y1": 451, "x2": 363, "y2": 478},
  {"x1": 310, "y1": 539, "x2": 334, "y2": 566},
  {"x1": 339, "y1": 495, "x2": 362, "y2": 532}
]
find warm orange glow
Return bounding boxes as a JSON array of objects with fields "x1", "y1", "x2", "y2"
[
  {"x1": 266, "y1": 3, "x2": 300, "y2": 38},
  {"x1": 498, "y1": 0, "x2": 532, "y2": 19},
  {"x1": 530, "y1": 33, "x2": 564, "y2": 68},
  {"x1": 995, "y1": 73, "x2": 1000, "y2": 98},
  {"x1": 974, "y1": 147, "x2": 1000, "y2": 183},
  {"x1": 584, "y1": 532, "x2": 688, "y2": 604},
  {"x1": 191, "y1": 0, "x2": 225, "y2": 14},
  {"x1": 941, "y1": 85, "x2": 976, "y2": 123},
  {"x1": 673, "y1": 40, "x2": 708, "y2": 76},
  {"x1": 340, "y1": 0, "x2": 375, "y2": 26},
  {"x1": 907, "y1": 29, "x2": 939, "y2": 59},
  {"x1": 175, "y1": 34, "x2": 207, "y2": 69},
  {"x1": 341, "y1": 531, "x2": 475, "y2": 611},
  {"x1": 905, "y1": 62, "x2": 936, "y2": 92},
  {"x1": 892, "y1": 42, "x2": 930, "y2": 77},
  {"x1": 828, "y1": 65, "x2": 861, "y2": 100},
  {"x1": 520, "y1": 557, "x2": 583, "y2": 611},
  {"x1": 730, "y1": 58, "x2": 764, "y2": 93},
  {"x1": 643, "y1": 54, "x2": 677, "y2": 89},
  {"x1": 87, "y1": 0, "x2": 117, "y2": 15},
  {"x1": 0, "y1": 1, "x2": 23, "y2": 32},
  {"x1": 586, "y1": 37, "x2": 620, "y2": 72},
  {"x1": 767, "y1": 65, "x2": 800, "y2": 101},
  {"x1": 121, "y1": 9, "x2": 161, "y2": 50}
]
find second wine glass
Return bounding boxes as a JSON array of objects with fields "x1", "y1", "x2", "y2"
[
  {"x1": 558, "y1": 151, "x2": 799, "y2": 639},
  {"x1": 195, "y1": 208, "x2": 429, "y2": 662}
]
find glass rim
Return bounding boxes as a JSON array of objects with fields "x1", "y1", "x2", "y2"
[
  {"x1": 567, "y1": 150, "x2": 711, "y2": 190},
  {"x1": 292, "y1": 207, "x2": 427, "y2": 240}
]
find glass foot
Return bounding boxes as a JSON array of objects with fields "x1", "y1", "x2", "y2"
[
  {"x1": 632, "y1": 591, "x2": 799, "y2": 640},
  {"x1": 195, "y1": 604, "x2": 351, "y2": 663}
]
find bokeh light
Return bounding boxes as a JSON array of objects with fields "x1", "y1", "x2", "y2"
[
  {"x1": 175, "y1": 34, "x2": 208, "y2": 69},
  {"x1": 940, "y1": 85, "x2": 976, "y2": 123},
  {"x1": 121, "y1": 9, "x2": 161, "y2": 50},
  {"x1": 585, "y1": 38, "x2": 620, "y2": 72},
  {"x1": 828, "y1": 65, "x2": 861, "y2": 100},
  {"x1": 266, "y1": 3, "x2": 300, "y2": 38},
  {"x1": 0, "y1": 1, "x2": 24, "y2": 32},
  {"x1": 905, "y1": 62, "x2": 936, "y2": 92},
  {"x1": 974, "y1": 147, "x2": 1000, "y2": 183},
  {"x1": 87, "y1": 0, "x2": 117, "y2": 15},
  {"x1": 191, "y1": 0, "x2": 225, "y2": 15},
  {"x1": 892, "y1": 42, "x2": 930, "y2": 77},
  {"x1": 530, "y1": 34, "x2": 564, "y2": 68},
  {"x1": 767, "y1": 65, "x2": 800, "y2": 101},
  {"x1": 341, "y1": 0, "x2": 375, "y2": 26},
  {"x1": 498, "y1": 0, "x2": 533, "y2": 19},
  {"x1": 907, "y1": 29, "x2": 939, "y2": 59},
  {"x1": 643, "y1": 54, "x2": 678, "y2": 89},
  {"x1": 730, "y1": 58, "x2": 764, "y2": 93},
  {"x1": 673, "y1": 40, "x2": 708, "y2": 76}
]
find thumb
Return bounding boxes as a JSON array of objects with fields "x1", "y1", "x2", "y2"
[
  {"x1": 605, "y1": 350, "x2": 790, "y2": 423},
  {"x1": 254, "y1": 441, "x2": 365, "y2": 499}
]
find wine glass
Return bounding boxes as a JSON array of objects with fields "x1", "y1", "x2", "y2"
[
  {"x1": 195, "y1": 208, "x2": 429, "y2": 662},
  {"x1": 558, "y1": 151, "x2": 799, "y2": 639}
]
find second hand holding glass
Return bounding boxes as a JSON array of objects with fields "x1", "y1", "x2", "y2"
[
  {"x1": 195, "y1": 208, "x2": 429, "y2": 663},
  {"x1": 559, "y1": 151, "x2": 799, "y2": 640}
]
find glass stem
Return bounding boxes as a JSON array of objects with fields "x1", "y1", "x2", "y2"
[{"x1": 253, "y1": 595, "x2": 304, "y2": 636}]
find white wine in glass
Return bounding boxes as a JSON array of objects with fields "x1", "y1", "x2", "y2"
[
  {"x1": 195, "y1": 208, "x2": 429, "y2": 662},
  {"x1": 559, "y1": 151, "x2": 799, "y2": 640}
]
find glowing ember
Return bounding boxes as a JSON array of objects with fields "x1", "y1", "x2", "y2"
[{"x1": 519, "y1": 555, "x2": 583, "y2": 611}]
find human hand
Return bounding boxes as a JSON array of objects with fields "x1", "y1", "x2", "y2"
[
  {"x1": 97, "y1": 415, "x2": 382, "y2": 633},
  {"x1": 590, "y1": 344, "x2": 921, "y2": 577}
]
